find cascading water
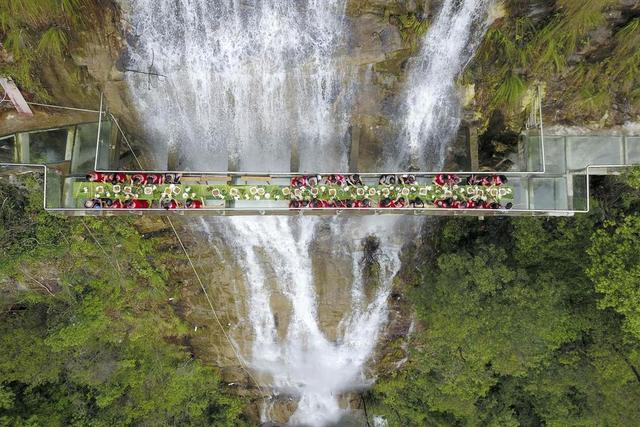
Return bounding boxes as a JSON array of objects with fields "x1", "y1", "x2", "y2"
[
  {"x1": 125, "y1": 0, "x2": 491, "y2": 425},
  {"x1": 396, "y1": 0, "x2": 491, "y2": 171},
  {"x1": 216, "y1": 217, "x2": 406, "y2": 425},
  {"x1": 125, "y1": 0, "x2": 352, "y2": 171}
]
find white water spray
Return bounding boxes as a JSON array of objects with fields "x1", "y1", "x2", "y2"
[
  {"x1": 218, "y1": 217, "x2": 405, "y2": 425},
  {"x1": 125, "y1": 0, "x2": 352, "y2": 170},
  {"x1": 398, "y1": 0, "x2": 491, "y2": 170},
  {"x1": 126, "y1": 0, "x2": 491, "y2": 425}
]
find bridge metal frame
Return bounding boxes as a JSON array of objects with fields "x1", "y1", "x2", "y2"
[{"x1": 1, "y1": 88, "x2": 638, "y2": 217}]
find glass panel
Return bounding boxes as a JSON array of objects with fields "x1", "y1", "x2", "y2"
[
  {"x1": 542, "y1": 136, "x2": 566, "y2": 174},
  {"x1": 509, "y1": 176, "x2": 529, "y2": 209},
  {"x1": 570, "y1": 174, "x2": 588, "y2": 211},
  {"x1": 96, "y1": 120, "x2": 113, "y2": 170},
  {"x1": 530, "y1": 177, "x2": 567, "y2": 210},
  {"x1": 626, "y1": 137, "x2": 640, "y2": 164},
  {"x1": 566, "y1": 136, "x2": 624, "y2": 170},
  {"x1": 28, "y1": 128, "x2": 69, "y2": 164},
  {"x1": 72, "y1": 123, "x2": 99, "y2": 173},
  {"x1": 45, "y1": 168, "x2": 63, "y2": 208},
  {"x1": 526, "y1": 136, "x2": 543, "y2": 172},
  {"x1": 0, "y1": 135, "x2": 16, "y2": 162},
  {"x1": 70, "y1": 120, "x2": 113, "y2": 173}
]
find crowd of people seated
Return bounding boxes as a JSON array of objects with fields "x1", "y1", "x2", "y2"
[
  {"x1": 86, "y1": 171, "x2": 182, "y2": 185},
  {"x1": 84, "y1": 171, "x2": 207, "y2": 209},
  {"x1": 291, "y1": 174, "x2": 364, "y2": 187},
  {"x1": 83, "y1": 197, "x2": 204, "y2": 210},
  {"x1": 82, "y1": 171, "x2": 512, "y2": 211},
  {"x1": 289, "y1": 173, "x2": 513, "y2": 210},
  {"x1": 378, "y1": 174, "x2": 417, "y2": 185}
]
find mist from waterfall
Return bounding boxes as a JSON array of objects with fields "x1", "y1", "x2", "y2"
[
  {"x1": 216, "y1": 217, "x2": 407, "y2": 425},
  {"x1": 125, "y1": 0, "x2": 352, "y2": 171},
  {"x1": 396, "y1": 0, "x2": 491, "y2": 170},
  {"x1": 125, "y1": 0, "x2": 491, "y2": 425}
]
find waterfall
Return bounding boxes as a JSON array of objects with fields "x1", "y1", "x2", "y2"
[
  {"x1": 125, "y1": 0, "x2": 491, "y2": 425},
  {"x1": 217, "y1": 217, "x2": 406, "y2": 425},
  {"x1": 125, "y1": 0, "x2": 352, "y2": 171},
  {"x1": 397, "y1": 0, "x2": 491, "y2": 170}
]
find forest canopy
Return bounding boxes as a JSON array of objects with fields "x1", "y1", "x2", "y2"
[
  {"x1": 370, "y1": 170, "x2": 640, "y2": 426},
  {"x1": 0, "y1": 177, "x2": 248, "y2": 426}
]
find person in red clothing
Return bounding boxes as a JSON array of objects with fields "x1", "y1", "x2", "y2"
[
  {"x1": 490, "y1": 175, "x2": 508, "y2": 186},
  {"x1": 86, "y1": 171, "x2": 106, "y2": 182},
  {"x1": 186, "y1": 199, "x2": 204, "y2": 209},
  {"x1": 131, "y1": 173, "x2": 146, "y2": 185},
  {"x1": 125, "y1": 199, "x2": 150, "y2": 209},
  {"x1": 110, "y1": 172, "x2": 127, "y2": 184},
  {"x1": 480, "y1": 176, "x2": 492, "y2": 186},
  {"x1": 353, "y1": 199, "x2": 371, "y2": 208},
  {"x1": 433, "y1": 174, "x2": 446, "y2": 186},
  {"x1": 111, "y1": 199, "x2": 124, "y2": 209}
]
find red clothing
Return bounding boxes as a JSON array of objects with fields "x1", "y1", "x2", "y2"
[
  {"x1": 187, "y1": 199, "x2": 204, "y2": 209},
  {"x1": 131, "y1": 173, "x2": 146, "y2": 185},
  {"x1": 113, "y1": 173, "x2": 127, "y2": 183},
  {"x1": 126, "y1": 199, "x2": 150, "y2": 209},
  {"x1": 447, "y1": 175, "x2": 460, "y2": 185},
  {"x1": 86, "y1": 171, "x2": 106, "y2": 182}
]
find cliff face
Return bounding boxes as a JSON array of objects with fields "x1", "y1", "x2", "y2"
[
  {"x1": 469, "y1": 0, "x2": 640, "y2": 130},
  {"x1": 4, "y1": 1, "x2": 638, "y2": 142}
]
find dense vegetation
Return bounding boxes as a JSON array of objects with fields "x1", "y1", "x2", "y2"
[
  {"x1": 0, "y1": 0, "x2": 110, "y2": 101},
  {"x1": 370, "y1": 169, "x2": 640, "y2": 426},
  {"x1": 470, "y1": 0, "x2": 640, "y2": 126},
  {"x1": 0, "y1": 176, "x2": 247, "y2": 426}
]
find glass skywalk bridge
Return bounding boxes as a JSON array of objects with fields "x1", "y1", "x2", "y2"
[{"x1": 1, "y1": 108, "x2": 638, "y2": 216}]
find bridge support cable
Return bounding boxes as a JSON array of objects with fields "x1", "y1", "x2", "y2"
[
  {"x1": 109, "y1": 113, "x2": 143, "y2": 170},
  {"x1": 109, "y1": 121, "x2": 267, "y2": 394},
  {"x1": 166, "y1": 216, "x2": 267, "y2": 396}
]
